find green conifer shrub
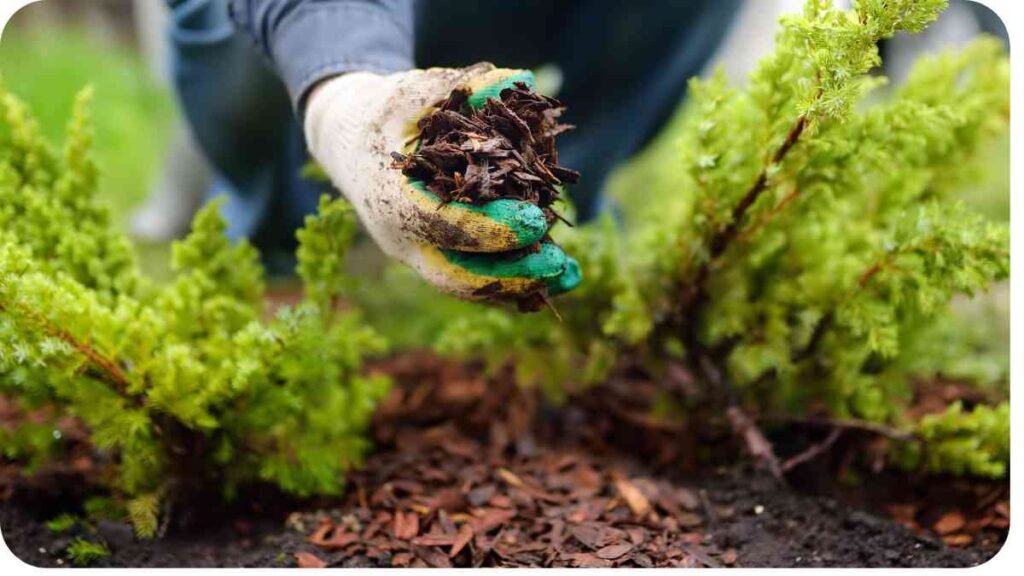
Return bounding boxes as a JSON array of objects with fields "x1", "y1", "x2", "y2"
[
  {"x1": 0, "y1": 82, "x2": 390, "y2": 536},
  {"x1": 432, "y1": 0, "x2": 1010, "y2": 477}
]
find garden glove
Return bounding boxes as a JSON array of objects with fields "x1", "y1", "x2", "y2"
[{"x1": 304, "y1": 62, "x2": 581, "y2": 302}]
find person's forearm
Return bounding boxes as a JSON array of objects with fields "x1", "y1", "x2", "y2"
[{"x1": 227, "y1": 0, "x2": 416, "y2": 109}]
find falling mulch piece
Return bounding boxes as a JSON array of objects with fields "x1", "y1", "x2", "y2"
[{"x1": 391, "y1": 83, "x2": 580, "y2": 312}]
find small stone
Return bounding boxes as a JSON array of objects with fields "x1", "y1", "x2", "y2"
[
  {"x1": 753, "y1": 505, "x2": 764, "y2": 515},
  {"x1": 96, "y1": 520, "x2": 135, "y2": 550}
]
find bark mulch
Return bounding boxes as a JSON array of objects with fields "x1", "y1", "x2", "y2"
[{"x1": 0, "y1": 353, "x2": 1009, "y2": 567}]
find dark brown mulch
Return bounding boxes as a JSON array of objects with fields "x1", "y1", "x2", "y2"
[
  {"x1": 391, "y1": 82, "x2": 580, "y2": 312},
  {"x1": 0, "y1": 353, "x2": 1008, "y2": 567},
  {"x1": 391, "y1": 83, "x2": 578, "y2": 214}
]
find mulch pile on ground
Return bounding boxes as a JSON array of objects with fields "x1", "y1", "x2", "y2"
[
  {"x1": 0, "y1": 353, "x2": 1008, "y2": 568},
  {"x1": 292, "y1": 355, "x2": 721, "y2": 568},
  {"x1": 276, "y1": 354, "x2": 1005, "y2": 568}
]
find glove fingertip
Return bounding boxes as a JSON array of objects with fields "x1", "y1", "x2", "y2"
[
  {"x1": 442, "y1": 241, "x2": 566, "y2": 282},
  {"x1": 478, "y1": 199, "x2": 547, "y2": 248},
  {"x1": 548, "y1": 256, "x2": 583, "y2": 296},
  {"x1": 467, "y1": 70, "x2": 537, "y2": 110}
]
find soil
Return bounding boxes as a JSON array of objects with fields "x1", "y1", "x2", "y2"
[{"x1": 0, "y1": 353, "x2": 1008, "y2": 568}]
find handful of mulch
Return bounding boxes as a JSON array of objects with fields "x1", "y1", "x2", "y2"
[{"x1": 390, "y1": 82, "x2": 579, "y2": 312}]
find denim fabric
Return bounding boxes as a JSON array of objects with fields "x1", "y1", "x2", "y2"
[{"x1": 168, "y1": 0, "x2": 740, "y2": 260}]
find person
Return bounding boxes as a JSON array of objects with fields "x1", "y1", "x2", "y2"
[
  {"x1": 160, "y1": 0, "x2": 1009, "y2": 302},
  {"x1": 131, "y1": 0, "x2": 213, "y2": 242},
  {"x1": 164, "y1": 0, "x2": 742, "y2": 298}
]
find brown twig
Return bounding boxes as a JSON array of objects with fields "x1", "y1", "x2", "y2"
[
  {"x1": 759, "y1": 414, "x2": 917, "y2": 442},
  {"x1": 539, "y1": 292, "x2": 563, "y2": 323},
  {"x1": 675, "y1": 110, "x2": 814, "y2": 328},
  {"x1": 1, "y1": 298, "x2": 135, "y2": 398},
  {"x1": 792, "y1": 312, "x2": 834, "y2": 363},
  {"x1": 662, "y1": 91, "x2": 821, "y2": 484},
  {"x1": 727, "y1": 405, "x2": 785, "y2": 482},
  {"x1": 707, "y1": 114, "x2": 809, "y2": 261},
  {"x1": 858, "y1": 262, "x2": 885, "y2": 288},
  {"x1": 782, "y1": 428, "x2": 842, "y2": 472},
  {"x1": 51, "y1": 326, "x2": 132, "y2": 392},
  {"x1": 738, "y1": 185, "x2": 801, "y2": 242}
]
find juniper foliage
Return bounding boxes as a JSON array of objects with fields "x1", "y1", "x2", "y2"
[
  {"x1": 433, "y1": 0, "x2": 1009, "y2": 477},
  {"x1": 66, "y1": 538, "x2": 111, "y2": 567},
  {"x1": 0, "y1": 82, "x2": 389, "y2": 536}
]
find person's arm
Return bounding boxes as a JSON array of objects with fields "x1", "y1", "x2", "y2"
[
  {"x1": 225, "y1": 1, "x2": 580, "y2": 302},
  {"x1": 228, "y1": 0, "x2": 415, "y2": 108}
]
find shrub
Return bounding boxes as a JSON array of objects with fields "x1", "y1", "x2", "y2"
[
  {"x1": 0, "y1": 82, "x2": 390, "y2": 536},
  {"x1": 431, "y1": 0, "x2": 1010, "y2": 477}
]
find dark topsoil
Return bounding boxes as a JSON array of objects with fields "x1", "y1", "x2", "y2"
[{"x1": 0, "y1": 352, "x2": 1009, "y2": 568}]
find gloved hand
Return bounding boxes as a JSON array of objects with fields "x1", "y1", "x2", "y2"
[{"x1": 303, "y1": 62, "x2": 580, "y2": 302}]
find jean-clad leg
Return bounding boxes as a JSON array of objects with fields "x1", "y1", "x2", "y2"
[{"x1": 168, "y1": 0, "x2": 323, "y2": 269}]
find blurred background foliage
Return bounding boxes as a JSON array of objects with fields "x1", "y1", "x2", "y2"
[{"x1": 0, "y1": 28, "x2": 173, "y2": 224}]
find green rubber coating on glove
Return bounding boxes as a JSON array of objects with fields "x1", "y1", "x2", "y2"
[
  {"x1": 467, "y1": 71, "x2": 537, "y2": 110},
  {"x1": 410, "y1": 180, "x2": 547, "y2": 247},
  {"x1": 547, "y1": 256, "x2": 582, "y2": 296},
  {"x1": 443, "y1": 242, "x2": 567, "y2": 280}
]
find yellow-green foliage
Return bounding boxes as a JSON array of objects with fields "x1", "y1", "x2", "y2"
[
  {"x1": 899, "y1": 401, "x2": 1009, "y2": 477},
  {"x1": 66, "y1": 538, "x2": 111, "y2": 567},
  {"x1": 0, "y1": 82, "x2": 389, "y2": 535},
  {"x1": 430, "y1": 0, "x2": 1009, "y2": 477}
]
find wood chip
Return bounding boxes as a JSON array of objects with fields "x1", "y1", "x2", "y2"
[
  {"x1": 294, "y1": 552, "x2": 327, "y2": 568},
  {"x1": 449, "y1": 524, "x2": 475, "y2": 558},
  {"x1": 614, "y1": 476, "x2": 652, "y2": 518},
  {"x1": 993, "y1": 501, "x2": 1009, "y2": 518},
  {"x1": 496, "y1": 468, "x2": 525, "y2": 489},
  {"x1": 933, "y1": 512, "x2": 966, "y2": 535},
  {"x1": 564, "y1": 552, "x2": 613, "y2": 568},
  {"x1": 596, "y1": 543, "x2": 634, "y2": 560},
  {"x1": 941, "y1": 534, "x2": 973, "y2": 547},
  {"x1": 393, "y1": 510, "x2": 420, "y2": 540}
]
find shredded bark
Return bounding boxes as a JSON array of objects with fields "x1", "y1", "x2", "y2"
[
  {"x1": 391, "y1": 83, "x2": 579, "y2": 311},
  {"x1": 392, "y1": 83, "x2": 578, "y2": 214},
  {"x1": 0, "y1": 355, "x2": 1007, "y2": 567}
]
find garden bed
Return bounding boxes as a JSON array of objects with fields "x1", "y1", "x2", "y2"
[{"x1": 1, "y1": 353, "x2": 1007, "y2": 568}]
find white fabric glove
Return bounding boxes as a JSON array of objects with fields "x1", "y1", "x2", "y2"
[{"x1": 303, "y1": 63, "x2": 580, "y2": 301}]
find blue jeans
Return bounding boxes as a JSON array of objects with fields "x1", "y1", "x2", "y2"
[{"x1": 169, "y1": 0, "x2": 741, "y2": 266}]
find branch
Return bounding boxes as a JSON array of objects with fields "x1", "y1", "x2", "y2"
[
  {"x1": 793, "y1": 250, "x2": 903, "y2": 366},
  {"x1": 782, "y1": 427, "x2": 842, "y2": 472},
  {"x1": 738, "y1": 185, "x2": 800, "y2": 243},
  {"x1": 45, "y1": 321, "x2": 133, "y2": 394},
  {"x1": 759, "y1": 413, "x2": 917, "y2": 442},
  {"x1": 1, "y1": 298, "x2": 134, "y2": 398},
  {"x1": 727, "y1": 405, "x2": 784, "y2": 481},
  {"x1": 792, "y1": 312, "x2": 834, "y2": 363},
  {"x1": 858, "y1": 261, "x2": 885, "y2": 288},
  {"x1": 675, "y1": 111, "x2": 814, "y2": 327},
  {"x1": 708, "y1": 114, "x2": 809, "y2": 260}
]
